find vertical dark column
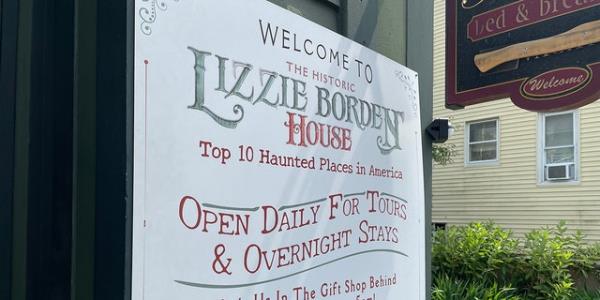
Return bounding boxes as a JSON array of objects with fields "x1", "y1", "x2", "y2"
[
  {"x1": 407, "y1": 0, "x2": 434, "y2": 299},
  {"x1": 71, "y1": 0, "x2": 97, "y2": 298},
  {"x1": 24, "y1": 0, "x2": 74, "y2": 299},
  {"x1": 93, "y1": 0, "x2": 133, "y2": 298},
  {"x1": 0, "y1": 0, "x2": 18, "y2": 298}
]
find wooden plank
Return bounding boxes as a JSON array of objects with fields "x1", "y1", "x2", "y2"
[{"x1": 475, "y1": 20, "x2": 600, "y2": 72}]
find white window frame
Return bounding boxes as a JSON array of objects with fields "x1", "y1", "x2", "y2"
[
  {"x1": 537, "y1": 110, "x2": 580, "y2": 185},
  {"x1": 465, "y1": 118, "x2": 499, "y2": 166}
]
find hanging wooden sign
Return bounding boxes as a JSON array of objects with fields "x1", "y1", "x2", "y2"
[{"x1": 446, "y1": 0, "x2": 600, "y2": 112}]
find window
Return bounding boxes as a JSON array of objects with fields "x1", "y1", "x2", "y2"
[
  {"x1": 466, "y1": 119, "x2": 498, "y2": 164},
  {"x1": 539, "y1": 111, "x2": 578, "y2": 183}
]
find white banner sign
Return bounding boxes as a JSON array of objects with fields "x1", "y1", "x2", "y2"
[{"x1": 133, "y1": 0, "x2": 425, "y2": 299}]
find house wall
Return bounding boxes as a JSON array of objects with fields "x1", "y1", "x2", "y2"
[{"x1": 432, "y1": 0, "x2": 600, "y2": 242}]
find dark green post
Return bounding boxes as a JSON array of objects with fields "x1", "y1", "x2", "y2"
[
  {"x1": 0, "y1": 0, "x2": 19, "y2": 298},
  {"x1": 71, "y1": 0, "x2": 134, "y2": 298},
  {"x1": 407, "y1": 0, "x2": 434, "y2": 299}
]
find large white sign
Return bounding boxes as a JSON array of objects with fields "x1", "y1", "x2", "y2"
[{"x1": 133, "y1": 0, "x2": 425, "y2": 299}]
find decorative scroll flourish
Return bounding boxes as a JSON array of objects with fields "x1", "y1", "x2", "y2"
[
  {"x1": 377, "y1": 136, "x2": 402, "y2": 155},
  {"x1": 283, "y1": 120, "x2": 301, "y2": 134},
  {"x1": 174, "y1": 249, "x2": 408, "y2": 289},
  {"x1": 197, "y1": 104, "x2": 245, "y2": 129},
  {"x1": 138, "y1": 0, "x2": 180, "y2": 35}
]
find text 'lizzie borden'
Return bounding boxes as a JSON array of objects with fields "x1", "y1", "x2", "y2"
[{"x1": 187, "y1": 46, "x2": 405, "y2": 154}]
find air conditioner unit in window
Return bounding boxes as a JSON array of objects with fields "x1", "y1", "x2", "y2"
[{"x1": 546, "y1": 164, "x2": 571, "y2": 181}]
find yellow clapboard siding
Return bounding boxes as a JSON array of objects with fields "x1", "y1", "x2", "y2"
[
  {"x1": 433, "y1": 208, "x2": 600, "y2": 215},
  {"x1": 434, "y1": 205, "x2": 600, "y2": 212},
  {"x1": 437, "y1": 218, "x2": 600, "y2": 228},
  {"x1": 434, "y1": 221, "x2": 600, "y2": 229},
  {"x1": 433, "y1": 195, "x2": 600, "y2": 201},
  {"x1": 431, "y1": 0, "x2": 600, "y2": 242}
]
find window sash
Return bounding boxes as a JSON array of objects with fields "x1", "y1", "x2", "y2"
[
  {"x1": 469, "y1": 142, "x2": 497, "y2": 162},
  {"x1": 467, "y1": 119, "x2": 498, "y2": 163},
  {"x1": 469, "y1": 120, "x2": 497, "y2": 143},
  {"x1": 544, "y1": 146, "x2": 575, "y2": 164},
  {"x1": 544, "y1": 113, "x2": 574, "y2": 147},
  {"x1": 469, "y1": 140, "x2": 496, "y2": 145},
  {"x1": 544, "y1": 145, "x2": 574, "y2": 150},
  {"x1": 540, "y1": 111, "x2": 577, "y2": 182}
]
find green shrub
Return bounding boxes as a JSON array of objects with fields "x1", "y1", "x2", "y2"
[
  {"x1": 432, "y1": 221, "x2": 600, "y2": 300},
  {"x1": 432, "y1": 221, "x2": 519, "y2": 286},
  {"x1": 521, "y1": 221, "x2": 575, "y2": 299},
  {"x1": 432, "y1": 274, "x2": 521, "y2": 300},
  {"x1": 572, "y1": 289, "x2": 600, "y2": 300},
  {"x1": 572, "y1": 238, "x2": 600, "y2": 284}
]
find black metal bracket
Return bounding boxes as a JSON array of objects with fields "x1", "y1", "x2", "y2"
[{"x1": 426, "y1": 119, "x2": 451, "y2": 143}]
